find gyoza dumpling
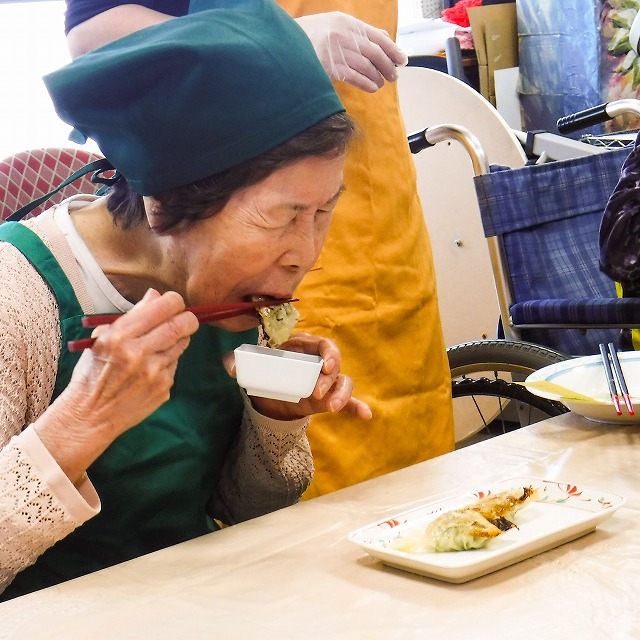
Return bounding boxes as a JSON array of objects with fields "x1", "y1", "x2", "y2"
[
  {"x1": 390, "y1": 510, "x2": 503, "y2": 553},
  {"x1": 425, "y1": 509, "x2": 505, "y2": 551},
  {"x1": 390, "y1": 486, "x2": 538, "y2": 553},
  {"x1": 255, "y1": 301, "x2": 299, "y2": 347},
  {"x1": 468, "y1": 486, "x2": 538, "y2": 525}
]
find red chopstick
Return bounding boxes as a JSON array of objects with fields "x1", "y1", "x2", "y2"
[
  {"x1": 599, "y1": 343, "x2": 622, "y2": 415},
  {"x1": 68, "y1": 298, "x2": 297, "y2": 352},
  {"x1": 607, "y1": 342, "x2": 634, "y2": 416},
  {"x1": 80, "y1": 299, "x2": 296, "y2": 328}
]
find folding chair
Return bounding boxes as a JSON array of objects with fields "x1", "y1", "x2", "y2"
[{"x1": 0, "y1": 147, "x2": 104, "y2": 220}]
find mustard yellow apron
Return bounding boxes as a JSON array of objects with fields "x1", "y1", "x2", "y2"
[{"x1": 278, "y1": 0, "x2": 454, "y2": 496}]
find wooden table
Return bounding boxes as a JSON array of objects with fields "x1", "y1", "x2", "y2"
[{"x1": 2, "y1": 413, "x2": 639, "y2": 639}]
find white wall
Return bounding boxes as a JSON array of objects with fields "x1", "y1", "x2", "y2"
[
  {"x1": 398, "y1": 0, "x2": 424, "y2": 25},
  {"x1": 0, "y1": 1, "x2": 98, "y2": 159},
  {"x1": 0, "y1": 1, "x2": 435, "y2": 160}
]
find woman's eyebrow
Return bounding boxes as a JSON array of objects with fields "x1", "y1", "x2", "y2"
[{"x1": 289, "y1": 185, "x2": 346, "y2": 212}]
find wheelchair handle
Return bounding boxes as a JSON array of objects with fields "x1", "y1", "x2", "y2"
[
  {"x1": 408, "y1": 124, "x2": 489, "y2": 176},
  {"x1": 408, "y1": 130, "x2": 434, "y2": 153},
  {"x1": 557, "y1": 99, "x2": 640, "y2": 134}
]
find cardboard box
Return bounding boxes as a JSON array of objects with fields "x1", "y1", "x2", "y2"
[{"x1": 467, "y1": 3, "x2": 518, "y2": 106}]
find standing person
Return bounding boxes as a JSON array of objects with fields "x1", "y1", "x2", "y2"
[
  {"x1": 282, "y1": 1, "x2": 455, "y2": 497},
  {"x1": 65, "y1": 0, "x2": 456, "y2": 497},
  {"x1": 0, "y1": 1, "x2": 369, "y2": 600}
]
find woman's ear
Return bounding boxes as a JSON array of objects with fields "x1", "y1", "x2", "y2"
[{"x1": 143, "y1": 196, "x2": 163, "y2": 230}]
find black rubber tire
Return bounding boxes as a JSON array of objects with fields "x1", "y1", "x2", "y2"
[
  {"x1": 451, "y1": 376, "x2": 569, "y2": 416},
  {"x1": 448, "y1": 339, "x2": 571, "y2": 378},
  {"x1": 447, "y1": 340, "x2": 572, "y2": 444}
]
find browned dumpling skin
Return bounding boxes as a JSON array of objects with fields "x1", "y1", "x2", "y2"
[{"x1": 391, "y1": 486, "x2": 538, "y2": 553}]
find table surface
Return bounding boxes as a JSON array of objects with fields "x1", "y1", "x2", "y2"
[{"x1": 2, "y1": 413, "x2": 639, "y2": 639}]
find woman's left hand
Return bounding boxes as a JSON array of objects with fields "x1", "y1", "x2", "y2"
[{"x1": 223, "y1": 333, "x2": 372, "y2": 421}]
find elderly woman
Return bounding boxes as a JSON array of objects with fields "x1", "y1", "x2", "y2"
[
  {"x1": 64, "y1": 0, "x2": 456, "y2": 501},
  {"x1": 0, "y1": 0, "x2": 369, "y2": 600}
]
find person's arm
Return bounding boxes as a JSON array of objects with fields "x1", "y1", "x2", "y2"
[
  {"x1": 210, "y1": 333, "x2": 371, "y2": 524},
  {"x1": 0, "y1": 427, "x2": 100, "y2": 595},
  {"x1": 67, "y1": 5, "x2": 174, "y2": 58},
  {"x1": 0, "y1": 244, "x2": 101, "y2": 595},
  {"x1": 66, "y1": 5, "x2": 408, "y2": 92},
  {"x1": 208, "y1": 395, "x2": 312, "y2": 525},
  {"x1": 599, "y1": 137, "x2": 640, "y2": 290},
  {"x1": 0, "y1": 235, "x2": 199, "y2": 594}
]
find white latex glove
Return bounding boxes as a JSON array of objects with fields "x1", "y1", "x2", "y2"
[{"x1": 296, "y1": 12, "x2": 409, "y2": 93}]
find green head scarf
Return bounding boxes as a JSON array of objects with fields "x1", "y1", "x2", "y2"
[{"x1": 43, "y1": 0, "x2": 344, "y2": 195}]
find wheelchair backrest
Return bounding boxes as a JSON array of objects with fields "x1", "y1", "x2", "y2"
[{"x1": 473, "y1": 145, "x2": 632, "y2": 355}]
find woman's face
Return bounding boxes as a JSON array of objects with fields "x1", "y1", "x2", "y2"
[{"x1": 170, "y1": 153, "x2": 346, "y2": 330}]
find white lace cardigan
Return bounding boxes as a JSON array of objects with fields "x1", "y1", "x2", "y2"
[{"x1": 0, "y1": 201, "x2": 312, "y2": 596}]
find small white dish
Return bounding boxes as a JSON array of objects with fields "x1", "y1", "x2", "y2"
[
  {"x1": 348, "y1": 477, "x2": 626, "y2": 584},
  {"x1": 234, "y1": 344, "x2": 323, "y2": 403},
  {"x1": 525, "y1": 352, "x2": 640, "y2": 424}
]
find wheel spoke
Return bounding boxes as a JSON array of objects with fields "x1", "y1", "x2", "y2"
[{"x1": 448, "y1": 340, "x2": 571, "y2": 447}]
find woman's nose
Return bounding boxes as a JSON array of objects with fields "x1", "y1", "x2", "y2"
[{"x1": 280, "y1": 222, "x2": 324, "y2": 271}]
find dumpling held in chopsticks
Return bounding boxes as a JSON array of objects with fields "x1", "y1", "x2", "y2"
[{"x1": 253, "y1": 298, "x2": 300, "y2": 347}]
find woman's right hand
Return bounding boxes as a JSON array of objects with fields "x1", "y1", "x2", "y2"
[{"x1": 32, "y1": 288, "x2": 199, "y2": 484}]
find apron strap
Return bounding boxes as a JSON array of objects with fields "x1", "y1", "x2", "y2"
[{"x1": 0, "y1": 222, "x2": 83, "y2": 320}]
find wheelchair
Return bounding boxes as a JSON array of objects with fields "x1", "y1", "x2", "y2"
[{"x1": 408, "y1": 102, "x2": 640, "y2": 446}]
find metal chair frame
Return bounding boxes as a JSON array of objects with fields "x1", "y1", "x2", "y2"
[
  {"x1": 408, "y1": 108, "x2": 640, "y2": 443},
  {"x1": 410, "y1": 112, "x2": 640, "y2": 359}
]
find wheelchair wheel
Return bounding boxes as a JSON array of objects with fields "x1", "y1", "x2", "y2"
[{"x1": 447, "y1": 340, "x2": 571, "y2": 446}]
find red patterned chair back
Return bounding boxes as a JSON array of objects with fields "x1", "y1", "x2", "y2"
[{"x1": 0, "y1": 147, "x2": 105, "y2": 220}]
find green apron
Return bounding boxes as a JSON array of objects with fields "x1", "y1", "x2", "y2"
[{"x1": 0, "y1": 223, "x2": 256, "y2": 600}]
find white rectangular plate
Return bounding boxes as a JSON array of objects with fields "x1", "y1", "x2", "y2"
[{"x1": 348, "y1": 477, "x2": 626, "y2": 583}]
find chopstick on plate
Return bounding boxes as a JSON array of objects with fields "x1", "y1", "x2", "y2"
[
  {"x1": 68, "y1": 298, "x2": 297, "y2": 352},
  {"x1": 599, "y1": 343, "x2": 623, "y2": 416},
  {"x1": 607, "y1": 342, "x2": 634, "y2": 416}
]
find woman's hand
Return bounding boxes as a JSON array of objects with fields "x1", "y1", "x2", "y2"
[
  {"x1": 33, "y1": 288, "x2": 199, "y2": 484},
  {"x1": 223, "y1": 332, "x2": 372, "y2": 422}
]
